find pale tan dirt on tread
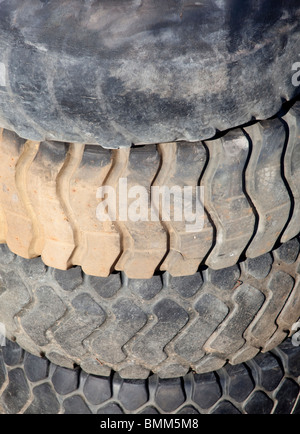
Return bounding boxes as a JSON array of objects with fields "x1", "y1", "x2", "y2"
[{"x1": 0, "y1": 101, "x2": 299, "y2": 279}]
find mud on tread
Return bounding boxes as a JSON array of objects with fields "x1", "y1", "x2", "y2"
[
  {"x1": 0, "y1": 237, "x2": 299, "y2": 379},
  {"x1": 0, "y1": 100, "x2": 299, "y2": 279},
  {"x1": 0, "y1": 338, "x2": 299, "y2": 414}
]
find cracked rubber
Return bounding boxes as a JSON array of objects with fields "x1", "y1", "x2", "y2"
[
  {"x1": 0, "y1": 100, "x2": 300, "y2": 278},
  {"x1": 0, "y1": 338, "x2": 299, "y2": 414},
  {"x1": 0, "y1": 234, "x2": 299, "y2": 379}
]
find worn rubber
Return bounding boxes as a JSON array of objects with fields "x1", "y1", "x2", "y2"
[
  {"x1": 0, "y1": 234, "x2": 299, "y2": 379},
  {"x1": 0, "y1": 338, "x2": 299, "y2": 414},
  {"x1": 0, "y1": 1, "x2": 299, "y2": 148},
  {"x1": 0, "y1": 101, "x2": 300, "y2": 278}
]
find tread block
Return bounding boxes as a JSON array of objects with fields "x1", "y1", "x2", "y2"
[
  {"x1": 0, "y1": 270, "x2": 31, "y2": 333},
  {"x1": 24, "y1": 383, "x2": 60, "y2": 414},
  {"x1": 274, "y1": 379, "x2": 300, "y2": 414},
  {"x1": 63, "y1": 395, "x2": 92, "y2": 414},
  {"x1": 244, "y1": 391, "x2": 274, "y2": 414},
  {"x1": 53, "y1": 293, "x2": 106, "y2": 358},
  {"x1": 118, "y1": 379, "x2": 148, "y2": 411},
  {"x1": 251, "y1": 352, "x2": 284, "y2": 392},
  {"x1": 91, "y1": 298, "x2": 147, "y2": 364},
  {"x1": 204, "y1": 130, "x2": 255, "y2": 269},
  {"x1": 21, "y1": 286, "x2": 66, "y2": 346},
  {"x1": 247, "y1": 271, "x2": 295, "y2": 347},
  {"x1": 52, "y1": 366, "x2": 79, "y2": 395},
  {"x1": 155, "y1": 378, "x2": 186, "y2": 412},
  {"x1": 83, "y1": 375, "x2": 112, "y2": 406},
  {"x1": 131, "y1": 299, "x2": 189, "y2": 367},
  {"x1": 23, "y1": 353, "x2": 49, "y2": 382},
  {"x1": 174, "y1": 293, "x2": 229, "y2": 362},
  {"x1": 245, "y1": 120, "x2": 291, "y2": 258},
  {"x1": 192, "y1": 372, "x2": 222, "y2": 409},
  {"x1": 224, "y1": 364, "x2": 255, "y2": 402},
  {"x1": 2, "y1": 368, "x2": 30, "y2": 413},
  {"x1": 205, "y1": 284, "x2": 265, "y2": 355}
]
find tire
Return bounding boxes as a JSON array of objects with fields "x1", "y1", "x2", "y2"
[
  {"x1": 0, "y1": 234, "x2": 299, "y2": 379},
  {"x1": 0, "y1": 1, "x2": 299, "y2": 147},
  {"x1": 0, "y1": 338, "x2": 299, "y2": 414},
  {"x1": 0, "y1": 101, "x2": 300, "y2": 278},
  {"x1": 0, "y1": 0, "x2": 300, "y2": 388}
]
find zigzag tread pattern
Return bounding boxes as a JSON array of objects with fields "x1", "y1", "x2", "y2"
[{"x1": 0, "y1": 235, "x2": 299, "y2": 379}]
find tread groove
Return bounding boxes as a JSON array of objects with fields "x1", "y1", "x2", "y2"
[
  {"x1": 55, "y1": 143, "x2": 85, "y2": 268},
  {"x1": 15, "y1": 140, "x2": 43, "y2": 258}
]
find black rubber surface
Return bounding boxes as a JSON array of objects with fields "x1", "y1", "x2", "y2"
[
  {"x1": 0, "y1": 1, "x2": 299, "y2": 147},
  {"x1": 0, "y1": 236, "x2": 299, "y2": 379},
  {"x1": 0, "y1": 338, "x2": 299, "y2": 414}
]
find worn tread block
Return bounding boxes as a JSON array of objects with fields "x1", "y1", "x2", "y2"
[
  {"x1": 139, "y1": 406, "x2": 160, "y2": 414},
  {"x1": 131, "y1": 299, "x2": 189, "y2": 366},
  {"x1": 177, "y1": 405, "x2": 200, "y2": 414},
  {"x1": 192, "y1": 372, "x2": 222, "y2": 409},
  {"x1": 245, "y1": 391, "x2": 274, "y2": 414},
  {"x1": 204, "y1": 130, "x2": 255, "y2": 269},
  {"x1": 224, "y1": 364, "x2": 255, "y2": 402},
  {"x1": 118, "y1": 379, "x2": 148, "y2": 411},
  {"x1": 274, "y1": 379, "x2": 300, "y2": 414},
  {"x1": 174, "y1": 293, "x2": 229, "y2": 362},
  {"x1": 63, "y1": 395, "x2": 92, "y2": 414},
  {"x1": 209, "y1": 265, "x2": 240, "y2": 291},
  {"x1": 129, "y1": 275, "x2": 163, "y2": 300},
  {"x1": 0, "y1": 244, "x2": 15, "y2": 265},
  {"x1": 251, "y1": 352, "x2": 284, "y2": 392},
  {"x1": 92, "y1": 298, "x2": 147, "y2": 364},
  {"x1": 2, "y1": 368, "x2": 30, "y2": 413},
  {"x1": 17, "y1": 256, "x2": 47, "y2": 277},
  {"x1": 281, "y1": 103, "x2": 300, "y2": 243},
  {"x1": 53, "y1": 293, "x2": 106, "y2": 357},
  {"x1": 212, "y1": 401, "x2": 241, "y2": 414},
  {"x1": 155, "y1": 378, "x2": 186, "y2": 413},
  {"x1": 0, "y1": 271, "x2": 31, "y2": 333},
  {"x1": 89, "y1": 274, "x2": 122, "y2": 299},
  {"x1": 52, "y1": 366, "x2": 79, "y2": 395},
  {"x1": 277, "y1": 340, "x2": 300, "y2": 378},
  {"x1": 245, "y1": 119, "x2": 291, "y2": 258},
  {"x1": 21, "y1": 286, "x2": 66, "y2": 346},
  {"x1": 24, "y1": 383, "x2": 60, "y2": 414},
  {"x1": 24, "y1": 353, "x2": 49, "y2": 382},
  {"x1": 276, "y1": 238, "x2": 300, "y2": 264},
  {"x1": 2, "y1": 340, "x2": 24, "y2": 366},
  {"x1": 248, "y1": 271, "x2": 295, "y2": 347},
  {"x1": 83, "y1": 375, "x2": 112, "y2": 406},
  {"x1": 246, "y1": 253, "x2": 273, "y2": 279},
  {"x1": 54, "y1": 266, "x2": 83, "y2": 291},
  {"x1": 97, "y1": 403, "x2": 124, "y2": 414},
  {"x1": 205, "y1": 284, "x2": 265, "y2": 355},
  {"x1": 170, "y1": 273, "x2": 203, "y2": 299}
]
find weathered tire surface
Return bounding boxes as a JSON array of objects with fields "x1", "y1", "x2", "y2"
[
  {"x1": 0, "y1": 234, "x2": 299, "y2": 379},
  {"x1": 0, "y1": 101, "x2": 300, "y2": 278},
  {"x1": 0, "y1": 1, "x2": 299, "y2": 147},
  {"x1": 0, "y1": 338, "x2": 299, "y2": 414}
]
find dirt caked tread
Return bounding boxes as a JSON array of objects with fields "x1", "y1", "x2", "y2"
[
  {"x1": 0, "y1": 235, "x2": 299, "y2": 379},
  {"x1": 0, "y1": 100, "x2": 299, "y2": 279},
  {"x1": 0, "y1": 338, "x2": 299, "y2": 414}
]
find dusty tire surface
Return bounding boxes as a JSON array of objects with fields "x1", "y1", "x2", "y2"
[
  {"x1": 0, "y1": 1, "x2": 299, "y2": 148},
  {"x1": 0, "y1": 100, "x2": 300, "y2": 278},
  {"x1": 0, "y1": 337, "x2": 299, "y2": 414},
  {"x1": 0, "y1": 235, "x2": 299, "y2": 379}
]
